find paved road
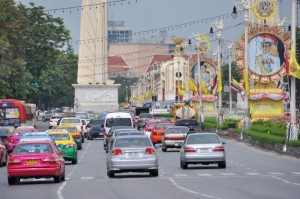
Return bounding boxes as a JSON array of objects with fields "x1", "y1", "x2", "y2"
[{"x1": 0, "y1": 121, "x2": 300, "y2": 199}]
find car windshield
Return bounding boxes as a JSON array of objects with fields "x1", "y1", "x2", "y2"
[
  {"x1": 166, "y1": 127, "x2": 189, "y2": 134},
  {"x1": 187, "y1": 134, "x2": 220, "y2": 144},
  {"x1": 176, "y1": 120, "x2": 199, "y2": 126},
  {"x1": 140, "y1": 114, "x2": 152, "y2": 118},
  {"x1": 64, "y1": 128, "x2": 77, "y2": 133},
  {"x1": 155, "y1": 124, "x2": 173, "y2": 130},
  {"x1": 14, "y1": 143, "x2": 53, "y2": 154},
  {"x1": 106, "y1": 118, "x2": 132, "y2": 127},
  {"x1": 51, "y1": 134, "x2": 70, "y2": 140},
  {"x1": 91, "y1": 120, "x2": 103, "y2": 125},
  {"x1": 115, "y1": 137, "x2": 151, "y2": 148},
  {"x1": 11, "y1": 131, "x2": 30, "y2": 136},
  {"x1": 76, "y1": 113, "x2": 89, "y2": 119},
  {"x1": 51, "y1": 116, "x2": 62, "y2": 119},
  {"x1": 61, "y1": 118, "x2": 81, "y2": 124}
]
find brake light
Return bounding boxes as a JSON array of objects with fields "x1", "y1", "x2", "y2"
[
  {"x1": 72, "y1": 134, "x2": 80, "y2": 139},
  {"x1": 8, "y1": 158, "x2": 21, "y2": 165},
  {"x1": 7, "y1": 137, "x2": 14, "y2": 143},
  {"x1": 43, "y1": 156, "x2": 58, "y2": 164},
  {"x1": 213, "y1": 146, "x2": 224, "y2": 152},
  {"x1": 184, "y1": 147, "x2": 196, "y2": 152},
  {"x1": 112, "y1": 148, "x2": 122, "y2": 155},
  {"x1": 145, "y1": 148, "x2": 155, "y2": 154},
  {"x1": 81, "y1": 126, "x2": 83, "y2": 130}
]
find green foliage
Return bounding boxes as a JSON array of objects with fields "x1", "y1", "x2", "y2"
[
  {"x1": 250, "y1": 124, "x2": 286, "y2": 137},
  {"x1": 244, "y1": 130, "x2": 286, "y2": 144},
  {"x1": 111, "y1": 76, "x2": 139, "y2": 103},
  {"x1": 153, "y1": 112, "x2": 173, "y2": 118},
  {"x1": 252, "y1": 119, "x2": 287, "y2": 130},
  {"x1": 286, "y1": 140, "x2": 300, "y2": 147}
]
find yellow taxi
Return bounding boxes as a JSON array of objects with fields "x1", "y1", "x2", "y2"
[
  {"x1": 57, "y1": 125, "x2": 82, "y2": 150},
  {"x1": 48, "y1": 131, "x2": 78, "y2": 164}
]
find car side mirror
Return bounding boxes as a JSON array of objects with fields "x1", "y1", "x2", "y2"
[
  {"x1": 222, "y1": 142, "x2": 226, "y2": 145},
  {"x1": 58, "y1": 152, "x2": 63, "y2": 156},
  {"x1": 154, "y1": 144, "x2": 160, "y2": 149},
  {"x1": 101, "y1": 124, "x2": 104, "y2": 128}
]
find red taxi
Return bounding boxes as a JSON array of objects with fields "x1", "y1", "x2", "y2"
[
  {"x1": 150, "y1": 122, "x2": 174, "y2": 144},
  {"x1": 6, "y1": 126, "x2": 38, "y2": 153},
  {"x1": 7, "y1": 140, "x2": 65, "y2": 185},
  {"x1": 143, "y1": 119, "x2": 161, "y2": 137}
]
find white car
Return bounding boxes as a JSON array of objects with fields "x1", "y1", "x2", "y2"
[{"x1": 48, "y1": 115, "x2": 63, "y2": 129}]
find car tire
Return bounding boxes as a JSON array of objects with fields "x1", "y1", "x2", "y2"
[
  {"x1": 61, "y1": 167, "x2": 65, "y2": 181},
  {"x1": 150, "y1": 169, "x2": 159, "y2": 177},
  {"x1": 72, "y1": 159, "x2": 77, "y2": 165},
  {"x1": 78, "y1": 145, "x2": 82, "y2": 150},
  {"x1": 0, "y1": 154, "x2": 3, "y2": 167},
  {"x1": 54, "y1": 173, "x2": 62, "y2": 183},
  {"x1": 42, "y1": 117, "x2": 46, "y2": 122},
  {"x1": 8, "y1": 176, "x2": 16, "y2": 185},
  {"x1": 180, "y1": 161, "x2": 188, "y2": 169},
  {"x1": 107, "y1": 170, "x2": 114, "y2": 178},
  {"x1": 161, "y1": 146, "x2": 167, "y2": 152},
  {"x1": 218, "y1": 161, "x2": 226, "y2": 168},
  {"x1": 2, "y1": 153, "x2": 7, "y2": 166}
]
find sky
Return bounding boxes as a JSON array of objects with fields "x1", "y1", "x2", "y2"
[{"x1": 18, "y1": 0, "x2": 292, "y2": 56}]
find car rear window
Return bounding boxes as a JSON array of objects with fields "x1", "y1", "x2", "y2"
[
  {"x1": 14, "y1": 143, "x2": 53, "y2": 154},
  {"x1": 155, "y1": 124, "x2": 173, "y2": 130},
  {"x1": 106, "y1": 118, "x2": 132, "y2": 127},
  {"x1": 176, "y1": 120, "x2": 199, "y2": 126},
  {"x1": 51, "y1": 134, "x2": 70, "y2": 140},
  {"x1": 140, "y1": 114, "x2": 152, "y2": 118},
  {"x1": 61, "y1": 118, "x2": 81, "y2": 124},
  {"x1": 166, "y1": 127, "x2": 189, "y2": 134},
  {"x1": 115, "y1": 137, "x2": 151, "y2": 147},
  {"x1": 187, "y1": 134, "x2": 220, "y2": 144}
]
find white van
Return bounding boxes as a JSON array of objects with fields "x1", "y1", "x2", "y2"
[{"x1": 103, "y1": 112, "x2": 134, "y2": 135}]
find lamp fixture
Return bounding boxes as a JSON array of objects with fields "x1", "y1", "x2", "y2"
[
  {"x1": 231, "y1": 6, "x2": 238, "y2": 19},
  {"x1": 209, "y1": 26, "x2": 214, "y2": 37}
]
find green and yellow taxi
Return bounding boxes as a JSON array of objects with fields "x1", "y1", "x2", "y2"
[
  {"x1": 57, "y1": 125, "x2": 83, "y2": 150},
  {"x1": 48, "y1": 130, "x2": 78, "y2": 164}
]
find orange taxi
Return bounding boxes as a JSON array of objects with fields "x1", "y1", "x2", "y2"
[{"x1": 150, "y1": 122, "x2": 174, "y2": 144}]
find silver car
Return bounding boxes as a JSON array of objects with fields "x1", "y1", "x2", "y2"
[
  {"x1": 161, "y1": 126, "x2": 189, "y2": 152},
  {"x1": 106, "y1": 135, "x2": 159, "y2": 177},
  {"x1": 180, "y1": 132, "x2": 226, "y2": 169}
]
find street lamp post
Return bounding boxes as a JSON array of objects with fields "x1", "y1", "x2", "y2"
[
  {"x1": 183, "y1": 39, "x2": 192, "y2": 101},
  {"x1": 210, "y1": 19, "x2": 224, "y2": 125},
  {"x1": 232, "y1": 0, "x2": 250, "y2": 130},
  {"x1": 227, "y1": 42, "x2": 234, "y2": 115}
]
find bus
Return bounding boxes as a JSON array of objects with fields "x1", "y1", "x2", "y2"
[{"x1": 0, "y1": 99, "x2": 36, "y2": 131}]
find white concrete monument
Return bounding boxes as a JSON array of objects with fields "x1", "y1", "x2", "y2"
[{"x1": 73, "y1": 0, "x2": 120, "y2": 113}]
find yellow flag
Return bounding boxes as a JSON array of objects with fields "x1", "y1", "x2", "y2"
[
  {"x1": 146, "y1": 91, "x2": 151, "y2": 99},
  {"x1": 201, "y1": 81, "x2": 208, "y2": 94},
  {"x1": 243, "y1": 68, "x2": 250, "y2": 96},
  {"x1": 189, "y1": 79, "x2": 198, "y2": 92},
  {"x1": 178, "y1": 87, "x2": 184, "y2": 96},
  {"x1": 217, "y1": 68, "x2": 222, "y2": 93},
  {"x1": 182, "y1": 84, "x2": 186, "y2": 91},
  {"x1": 289, "y1": 48, "x2": 300, "y2": 79}
]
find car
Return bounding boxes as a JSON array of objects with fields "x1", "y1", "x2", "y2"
[
  {"x1": 136, "y1": 113, "x2": 153, "y2": 130},
  {"x1": 0, "y1": 140, "x2": 7, "y2": 167},
  {"x1": 143, "y1": 119, "x2": 161, "y2": 137},
  {"x1": 180, "y1": 132, "x2": 226, "y2": 169},
  {"x1": 86, "y1": 119, "x2": 105, "y2": 140},
  {"x1": 18, "y1": 132, "x2": 56, "y2": 146},
  {"x1": 58, "y1": 117, "x2": 86, "y2": 142},
  {"x1": 103, "y1": 126, "x2": 135, "y2": 150},
  {"x1": 161, "y1": 126, "x2": 189, "y2": 152},
  {"x1": 106, "y1": 135, "x2": 159, "y2": 178},
  {"x1": 57, "y1": 125, "x2": 83, "y2": 150},
  {"x1": 150, "y1": 122, "x2": 174, "y2": 144},
  {"x1": 175, "y1": 119, "x2": 202, "y2": 132},
  {"x1": 75, "y1": 112, "x2": 90, "y2": 136},
  {"x1": 6, "y1": 126, "x2": 38, "y2": 153},
  {"x1": 104, "y1": 127, "x2": 136, "y2": 152},
  {"x1": 7, "y1": 140, "x2": 66, "y2": 185},
  {"x1": 48, "y1": 131, "x2": 78, "y2": 164},
  {"x1": 102, "y1": 112, "x2": 134, "y2": 135},
  {"x1": 42, "y1": 109, "x2": 64, "y2": 122},
  {"x1": 0, "y1": 128, "x2": 11, "y2": 149},
  {"x1": 48, "y1": 115, "x2": 63, "y2": 129}
]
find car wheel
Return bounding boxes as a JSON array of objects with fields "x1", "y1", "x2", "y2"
[
  {"x1": 180, "y1": 161, "x2": 188, "y2": 169},
  {"x1": 72, "y1": 158, "x2": 77, "y2": 165},
  {"x1": 150, "y1": 169, "x2": 159, "y2": 177},
  {"x1": 3, "y1": 153, "x2": 7, "y2": 166},
  {"x1": 107, "y1": 170, "x2": 114, "y2": 178},
  {"x1": 82, "y1": 137, "x2": 85, "y2": 143},
  {"x1": 218, "y1": 161, "x2": 226, "y2": 168},
  {"x1": 61, "y1": 167, "x2": 65, "y2": 181},
  {"x1": 54, "y1": 173, "x2": 62, "y2": 183},
  {"x1": 8, "y1": 176, "x2": 17, "y2": 185},
  {"x1": 162, "y1": 146, "x2": 167, "y2": 152},
  {"x1": 42, "y1": 117, "x2": 46, "y2": 122},
  {"x1": 78, "y1": 144, "x2": 82, "y2": 150},
  {"x1": 0, "y1": 154, "x2": 3, "y2": 167}
]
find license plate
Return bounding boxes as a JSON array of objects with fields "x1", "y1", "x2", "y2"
[
  {"x1": 197, "y1": 148, "x2": 211, "y2": 153},
  {"x1": 26, "y1": 160, "x2": 37, "y2": 164},
  {"x1": 128, "y1": 152, "x2": 138, "y2": 158}
]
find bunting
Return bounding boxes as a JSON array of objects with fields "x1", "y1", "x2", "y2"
[
  {"x1": 230, "y1": 79, "x2": 243, "y2": 93},
  {"x1": 178, "y1": 87, "x2": 184, "y2": 96},
  {"x1": 211, "y1": 74, "x2": 218, "y2": 95},
  {"x1": 217, "y1": 68, "x2": 222, "y2": 93},
  {"x1": 189, "y1": 79, "x2": 198, "y2": 92},
  {"x1": 289, "y1": 48, "x2": 300, "y2": 79},
  {"x1": 243, "y1": 68, "x2": 250, "y2": 96}
]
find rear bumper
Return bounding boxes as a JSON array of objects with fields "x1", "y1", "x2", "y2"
[
  {"x1": 181, "y1": 153, "x2": 226, "y2": 163},
  {"x1": 8, "y1": 167, "x2": 61, "y2": 177},
  {"x1": 109, "y1": 158, "x2": 158, "y2": 172}
]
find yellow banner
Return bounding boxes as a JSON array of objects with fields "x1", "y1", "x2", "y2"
[{"x1": 250, "y1": 100, "x2": 283, "y2": 117}]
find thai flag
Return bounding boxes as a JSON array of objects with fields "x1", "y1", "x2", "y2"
[{"x1": 210, "y1": 74, "x2": 218, "y2": 95}]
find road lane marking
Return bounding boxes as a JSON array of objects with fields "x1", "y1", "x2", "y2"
[
  {"x1": 57, "y1": 181, "x2": 67, "y2": 199},
  {"x1": 268, "y1": 172, "x2": 284, "y2": 175},
  {"x1": 197, "y1": 173, "x2": 212, "y2": 176},
  {"x1": 174, "y1": 174, "x2": 188, "y2": 177},
  {"x1": 245, "y1": 172, "x2": 260, "y2": 175},
  {"x1": 80, "y1": 176, "x2": 94, "y2": 180},
  {"x1": 271, "y1": 176, "x2": 300, "y2": 186},
  {"x1": 221, "y1": 173, "x2": 236, "y2": 176},
  {"x1": 292, "y1": 172, "x2": 300, "y2": 175}
]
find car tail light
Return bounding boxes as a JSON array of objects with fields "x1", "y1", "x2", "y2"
[
  {"x1": 66, "y1": 144, "x2": 75, "y2": 148},
  {"x1": 184, "y1": 147, "x2": 196, "y2": 152},
  {"x1": 81, "y1": 126, "x2": 83, "y2": 130},
  {"x1": 8, "y1": 158, "x2": 21, "y2": 165},
  {"x1": 73, "y1": 134, "x2": 80, "y2": 139},
  {"x1": 43, "y1": 156, "x2": 58, "y2": 164},
  {"x1": 213, "y1": 146, "x2": 224, "y2": 152},
  {"x1": 145, "y1": 148, "x2": 155, "y2": 154},
  {"x1": 7, "y1": 137, "x2": 14, "y2": 143},
  {"x1": 112, "y1": 148, "x2": 122, "y2": 155},
  {"x1": 152, "y1": 132, "x2": 157, "y2": 136}
]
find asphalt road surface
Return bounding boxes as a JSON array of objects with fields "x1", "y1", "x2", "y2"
[{"x1": 0, "y1": 121, "x2": 300, "y2": 199}]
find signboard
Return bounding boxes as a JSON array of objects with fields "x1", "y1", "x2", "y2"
[
  {"x1": 254, "y1": 0, "x2": 277, "y2": 20},
  {"x1": 250, "y1": 99, "x2": 283, "y2": 119}
]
